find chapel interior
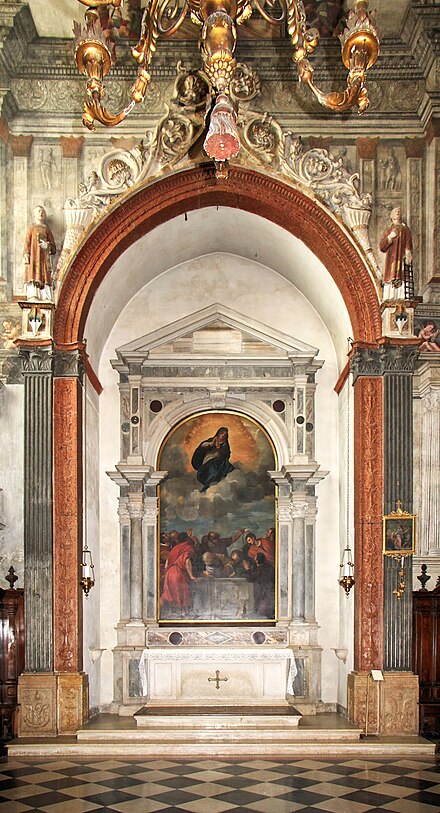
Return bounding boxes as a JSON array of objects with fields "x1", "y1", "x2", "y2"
[{"x1": 1, "y1": 0, "x2": 440, "y2": 770}]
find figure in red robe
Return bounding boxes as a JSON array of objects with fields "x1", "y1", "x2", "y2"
[
  {"x1": 379, "y1": 206, "x2": 412, "y2": 301},
  {"x1": 161, "y1": 532, "x2": 197, "y2": 611},
  {"x1": 244, "y1": 529, "x2": 275, "y2": 567},
  {"x1": 24, "y1": 205, "x2": 56, "y2": 301}
]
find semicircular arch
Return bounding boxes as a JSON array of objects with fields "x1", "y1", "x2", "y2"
[{"x1": 55, "y1": 166, "x2": 382, "y2": 347}]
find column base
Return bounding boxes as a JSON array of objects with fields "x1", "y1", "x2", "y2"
[
  {"x1": 17, "y1": 672, "x2": 89, "y2": 737},
  {"x1": 348, "y1": 671, "x2": 419, "y2": 735}
]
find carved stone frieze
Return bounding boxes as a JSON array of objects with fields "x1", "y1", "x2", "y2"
[
  {"x1": 57, "y1": 62, "x2": 376, "y2": 281},
  {"x1": 53, "y1": 349, "x2": 85, "y2": 380}
]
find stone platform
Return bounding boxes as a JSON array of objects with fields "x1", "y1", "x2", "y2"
[{"x1": 7, "y1": 712, "x2": 436, "y2": 757}]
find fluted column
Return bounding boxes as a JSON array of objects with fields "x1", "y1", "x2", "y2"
[
  {"x1": 19, "y1": 347, "x2": 54, "y2": 672},
  {"x1": 291, "y1": 499, "x2": 308, "y2": 622},
  {"x1": 128, "y1": 494, "x2": 144, "y2": 623},
  {"x1": 383, "y1": 346, "x2": 417, "y2": 671}
]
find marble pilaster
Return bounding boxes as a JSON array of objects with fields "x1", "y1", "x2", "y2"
[
  {"x1": 291, "y1": 499, "x2": 308, "y2": 622},
  {"x1": 127, "y1": 494, "x2": 144, "y2": 623},
  {"x1": 305, "y1": 503, "x2": 317, "y2": 622},
  {"x1": 19, "y1": 346, "x2": 54, "y2": 673}
]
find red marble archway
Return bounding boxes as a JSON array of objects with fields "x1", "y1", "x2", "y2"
[
  {"x1": 54, "y1": 166, "x2": 382, "y2": 346},
  {"x1": 52, "y1": 166, "x2": 384, "y2": 711}
]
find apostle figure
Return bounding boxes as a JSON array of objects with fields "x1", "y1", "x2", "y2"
[
  {"x1": 161, "y1": 531, "x2": 197, "y2": 614},
  {"x1": 24, "y1": 205, "x2": 56, "y2": 301},
  {"x1": 379, "y1": 206, "x2": 412, "y2": 301},
  {"x1": 191, "y1": 426, "x2": 234, "y2": 491}
]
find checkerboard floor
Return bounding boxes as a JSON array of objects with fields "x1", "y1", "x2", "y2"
[{"x1": 1, "y1": 755, "x2": 439, "y2": 812}]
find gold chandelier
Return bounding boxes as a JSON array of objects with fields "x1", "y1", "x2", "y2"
[{"x1": 74, "y1": 0, "x2": 379, "y2": 163}]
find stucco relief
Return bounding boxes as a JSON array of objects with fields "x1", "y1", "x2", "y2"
[{"x1": 56, "y1": 64, "x2": 377, "y2": 285}]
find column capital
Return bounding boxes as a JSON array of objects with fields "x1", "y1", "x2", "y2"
[
  {"x1": 290, "y1": 500, "x2": 309, "y2": 519},
  {"x1": 351, "y1": 344, "x2": 419, "y2": 382},
  {"x1": 423, "y1": 389, "x2": 440, "y2": 413},
  {"x1": 356, "y1": 137, "x2": 379, "y2": 159},
  {"x1": 53, "y1": 349, "x2": 85, "y2": 381},
  {"x1": 60, "y1": 135, "x2": 84, "y2": 158},
  {"x1": 19, "y1": 346, "x2": 54, "y2": 374},
  {"x1": 10, "y1": 134, "x2": 33, "y2": 157},
  {"x1": 127, "y1": 494, "x2": 144, "y2": 519}
]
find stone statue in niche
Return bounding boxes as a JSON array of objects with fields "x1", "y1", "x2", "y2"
[
  {"x1": 379, "y1": 206, "x2": 412, "y2": 301},
  {"x1": 380, "y1": 147, "x2": 401, "y2": 192},
  {"x1": 24, "y1": 205, "x2": 56, "y2": 301}
]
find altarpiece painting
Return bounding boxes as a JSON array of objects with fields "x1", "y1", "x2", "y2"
[{"x1": 158, "y1": 412, "x2": 277, "y2": 623}]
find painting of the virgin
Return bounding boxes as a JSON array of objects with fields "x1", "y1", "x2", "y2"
[{"x1": 158, "y1": 412, "x2": 277, "y2": 623}]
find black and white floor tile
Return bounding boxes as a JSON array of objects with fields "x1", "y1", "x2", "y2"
[{"x1": 1, "y1": 756, "x2": 440, "y2": 812}]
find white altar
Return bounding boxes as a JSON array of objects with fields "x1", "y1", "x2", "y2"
[{"x1": 138, "y1": 647, "x2": 297, "y2": 706}]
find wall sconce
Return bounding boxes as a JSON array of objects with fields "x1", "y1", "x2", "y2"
[
  {"x1": 339, "y1": 544, "x2": 355, "y2": 596},
  {"x1": 80, "y1": 545, "x2": 95, "y2": 598}
]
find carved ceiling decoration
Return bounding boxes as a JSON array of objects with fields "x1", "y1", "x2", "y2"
[{"x1": 58, "y1": 61, "x2": 378, "y2": 280}]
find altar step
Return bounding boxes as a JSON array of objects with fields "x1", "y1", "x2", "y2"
[{"x1": 8, "y1": 712, "x2": 436, "y2": 757}]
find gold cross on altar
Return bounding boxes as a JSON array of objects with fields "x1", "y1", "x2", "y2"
[{"x1": 207, "y1": 670, "x2": 228, "y2": 689}]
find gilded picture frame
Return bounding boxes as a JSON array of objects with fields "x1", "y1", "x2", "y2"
[{"x1": 383, "y1": 506, "x2": 416, "y2": 556}]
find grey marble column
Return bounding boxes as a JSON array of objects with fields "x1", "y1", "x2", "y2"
[
  {"x1": 128, "y1": 495, "x2": 144, "y2": 623},
  {"x1": 305, "y1": 504, "x2": 317, "y2": 622},
  {"x1": 118, "y1": 495, "x2": 130, "y2": 622},
  {"x1": 291, "y1": 500, "x2": 308, "y2": 622},
  {"x1": 382, "y1": 347, "x2": 417, "y2": 671},
  {"x1": 20, "y1": 347, "x2": 54, "y2": 672}
]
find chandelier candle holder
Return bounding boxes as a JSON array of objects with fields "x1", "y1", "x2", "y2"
[
  {"x1": 74, "y1": 0, "x2": 379, "y2": 163},
  {"x1": 339, "y1": 544, "x2": 355, "y2": 596},
  {"x1": 80, "y1": 545, "x2": 95, "y2": 598}
]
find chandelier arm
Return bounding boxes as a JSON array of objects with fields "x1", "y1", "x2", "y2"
[
  {"x1": 253, "y1": 0, "x2": 287, "y2": 26},
  {"x1": 77, "y1": 0, "x2": 121, "y2": 6},
  {"x1": 156, "y1": 0, "x2": 190, "y2": 37},
  {"x1": 295, "y1": 48, "x2": 371, "y2": 113},
  {"x1": 82, "y1": 96, "x2": 136, "y2": 130}
]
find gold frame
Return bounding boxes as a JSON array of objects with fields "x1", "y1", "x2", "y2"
[
  {"x1": 383, "y1": 503, "x2": 416, "y2": 556},
  {"x1": 156, "y1": 409, "x2": 278, "y2": 624}
]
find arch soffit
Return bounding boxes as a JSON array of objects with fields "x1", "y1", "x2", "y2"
[{"x1": 55, "y1": 166, "x2": 382, "y2": 347}]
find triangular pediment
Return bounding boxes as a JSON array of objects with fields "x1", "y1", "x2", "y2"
[{"x1": 113, "y1": 304, "x2": 320, "y2": 368}]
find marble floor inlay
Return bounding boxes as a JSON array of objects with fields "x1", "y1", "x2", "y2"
[{"x1": 1, "y1": 755, "x2": 439, "y2": 812}]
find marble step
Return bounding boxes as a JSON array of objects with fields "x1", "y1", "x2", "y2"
[
  {"x1": 77, "y1": 726, "x2": 363, "y2": 742},
  {"x1": 8, "y1": 738, "x2": 436, "y2": 757},
  {"x1": 133, "y1": 705, "x2": 302, "y2": 730}
]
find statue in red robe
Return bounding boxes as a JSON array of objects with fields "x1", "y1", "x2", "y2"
[
  {"x1": 24, "y1": 205, "x2": 56, "y2": 301},
  {"x1": 379, "y1": 206, "x2": 412, "y2": 301}
]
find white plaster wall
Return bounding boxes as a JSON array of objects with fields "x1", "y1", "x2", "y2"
[
  {"x1": 85, "y1": 208, "x2": 352, "y2": 376},
  {"x1": 0, "y1": 384, "x2": 24, "y2": 587},
  {"x1": 91, "y1": 252, "x2": 349, "y2": 708}
]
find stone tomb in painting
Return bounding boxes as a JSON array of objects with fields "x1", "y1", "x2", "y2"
[{"x1": 108, "y1": 305, "x2": 328, "y2": 716}]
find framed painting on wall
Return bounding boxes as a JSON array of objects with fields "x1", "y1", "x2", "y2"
[
  {"x1": 383, "y1": 506, "x2": 416, "y2": 555},
  {"x1": 158, "y1": 411, "x2": 277, "y2": 623}
]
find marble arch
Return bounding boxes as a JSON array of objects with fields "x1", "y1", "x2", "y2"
[
  {"x1": 54, "y1": 166, "x2": 382, "y2": 348},
  {"x1": 50, "y1": 164, "x2": 384, "y2": 727}
]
